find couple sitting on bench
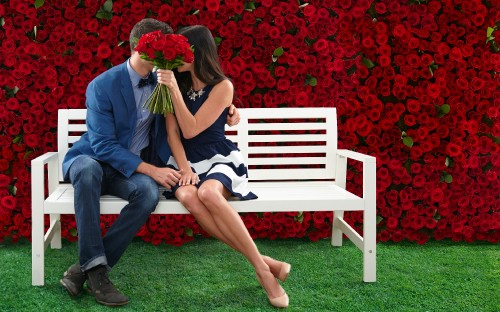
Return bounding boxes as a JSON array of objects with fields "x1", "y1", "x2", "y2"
[{"x1": 59, "y1": 19, "x2": 289, "y2": 308}]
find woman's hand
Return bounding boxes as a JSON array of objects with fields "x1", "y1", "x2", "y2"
[
  {"x1": 156, "y1": 69, "x2": 178, "y2": 90},
  {"x1": 227, "y1": 104, "x2": 240, "y2": 126},
  {"x1": 179, "y1": 170, "x2": 200, "y2": 186}
]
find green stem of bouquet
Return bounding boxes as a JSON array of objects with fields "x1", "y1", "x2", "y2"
[{"x1": 143, "y1": 83, "x2": 174, "y2": 115}]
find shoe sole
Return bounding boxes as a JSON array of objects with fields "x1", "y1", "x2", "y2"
[
  {"x1": 95, "y1": 299, "x2": 129, "y2": 307},
  {"x1": 88, "y1": 286, "x2": 129, "y2": 306}
]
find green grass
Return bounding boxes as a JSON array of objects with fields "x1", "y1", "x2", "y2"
[{"x1": 0, "y1": 238, "x2": 498, "y2": 311}]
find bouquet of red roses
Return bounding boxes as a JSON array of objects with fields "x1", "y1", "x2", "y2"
[{"x1": 134, "y1": 30, "x2": 194, "y2": 115}]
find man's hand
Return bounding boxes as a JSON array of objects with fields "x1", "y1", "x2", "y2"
[
  {"x1": 153, "y1": 167, "x2": 182, "y2": 189},
  {"x1": 137, "y1": 162, "x2": 181, "y2": 189},
  {"x1": 226, "y1": 104, "x2": 240, "y2": 126}
]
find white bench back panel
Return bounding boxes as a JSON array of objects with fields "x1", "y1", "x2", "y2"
[{"x1": 57, "y1": 108, "x2": 337, "y2": 182}]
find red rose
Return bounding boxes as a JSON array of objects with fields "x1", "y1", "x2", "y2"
[
  {"x1": 313, "y1": 38, "x2": 329, "y2": 52},
  {"x1": 0, "y1": 174, "x2": 10, "y2": 187},
  {"x1": 1, "y1": 195, "x2": 16, "y2": 210},
  {"x1": 97, "y1": 44, "x2": 112, "y2": 59},
  {"x1": 446, "y1": 142, "x2": 462, "y2": 157},
  {"x1": 295, "y1": 92, "x2": 308, "y2": 106}
]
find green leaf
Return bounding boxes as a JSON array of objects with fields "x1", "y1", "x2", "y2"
[
  {"x1": 305, "y1": 75, "x2": 317, "y2": 87},
  {"x1": 24, "y1": 150, "x2": 33, "y2": 160},
  {"x1": 441, "y1": 104, "x2": 450, "y2": 114},
  {"x1": 437, "y1": 103, "x2": 450, "y2": 117},
  {"x1": 443, "y1": 173, "x2": 453, "y2": 184},
  {"x1": 1, "y1": 17, "x2": 4, "y2": 27},
  {"x1": 244, "y1": 1, "x2": 255, "y2": 11},
  {"x1": 304, "y1": 37, "x2": 316, "y2": 46},
  {"x1": 487, "y1": 27, "x2": 495, "y2": 38},
  {"x1": 103, "y1": 0, "x2": 113, "y2": 12},
  {"x1": 96, "y1": 0, "x2": 113, "y2": 20},
  {"x1": 5, "y1": 86, "x2": 19, "y2": 98},
  {"x1": 69, "y1": 228, "x2": 78, "y2": 236},
  {"x1": 428, "y1": 62, "x2": 438, "y2": 76},
  {"x1": 294, "y1": 211, "x2": 304, "y2": 223},
  {"x1": 308, "y1": 77, "x2": 317, "y2": 86},
  {"x1": 96, "y1": 10, "x2": 112, "y2": 20},
  {"x1": 185, "y1": 228, "x2": 193, "y2": 237},
  {"x1": 376, "y1": 216, "x2": 384, "y2": 224},
  {"x1": 34, "y1": 0, "x2": 44, "y2": 9},
  {"x1": 273, "y1": 46, "x2": 284, "y2": 57},
  {"x1": 403, "y1": 136, "x2": 413, "y2": 148},
  {"x1": 362, "y1": 57, "x2": 375, "y2": 69},
  {"x1": 214, "y1": 37, "x2": 222, "y2": 45},
  {"x1": 7, "y1": 185, "x2": 17, "y2": 195}
]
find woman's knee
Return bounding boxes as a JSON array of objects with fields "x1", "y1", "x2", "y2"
[
  {"x1": 176, "y1": 187, "x2": 203, "y2": 214},
  {"x1": 198, "y1": 184, "x2": 224, "y2": 209}
]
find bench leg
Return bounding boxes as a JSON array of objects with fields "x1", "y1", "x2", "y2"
[
  {"x1": 331, "y1": 211, "x2": 344, "y2": 246},
  {"x1": 50, "y1": 214, "x2": 62, "y2": 249},
  {"x1": 363, "y1": 160, "x2": 377, "y2": 282},
  {"x1": 32, "y1": 206, "x2": 45, "y2": 286},
  {"x1": 363, "y1": 210, "x2": 376, "y2": 282}
]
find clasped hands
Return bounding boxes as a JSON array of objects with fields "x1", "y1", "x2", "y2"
[{"x1": 153, "y1": 167, "x2": 199, "y2": 189}]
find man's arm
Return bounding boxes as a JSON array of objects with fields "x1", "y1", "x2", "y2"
[{"x1": 85, "y1": 80, "x2": 143, "y2": 177}]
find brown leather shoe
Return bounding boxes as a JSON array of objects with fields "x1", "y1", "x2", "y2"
[
  {"x1": 86, "y1": 265, "x2": 129, "y2": 306},
  {"x1": 60, "y1": 263, "x2": 86, "y2": 297}
]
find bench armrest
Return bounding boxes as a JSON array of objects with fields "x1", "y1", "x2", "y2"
[
  {"x1": 336, "y1": 149, "x2": 376, "y2": 163},
  {"x1": 335, "y1": 149, "x2": 376, "y2": 202},
  {"x1": 31, "y1": 152, "x2": 60, "y2": 200}
]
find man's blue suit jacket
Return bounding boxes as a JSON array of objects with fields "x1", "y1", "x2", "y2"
[{"x1": 62, "y1": 60, "x2": 171, "y2": 179}]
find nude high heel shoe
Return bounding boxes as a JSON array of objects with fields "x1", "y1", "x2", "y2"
[
  {"x1": 268, "y1": 291, "x2": 289, "y2": 308},
  {"x1": 263, "y1": 256, "x2": 291, "y2": 282},
  {"x1": 277, "y1": 262, "x2": 291, "y2": 282},
  {"x1": 256, "y1": 273, "x2": 290, "y2": 308}
]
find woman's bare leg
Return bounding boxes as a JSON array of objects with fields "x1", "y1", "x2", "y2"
[
  {"x1": 198, "y1": 180, "x2": 285, "y2": 300},
  {"x1": 175, "y1": 185, "x2": 238, "y2": 249},
  {"x1": 175, "y1": 185, "x2": 287, "y2": 278}
]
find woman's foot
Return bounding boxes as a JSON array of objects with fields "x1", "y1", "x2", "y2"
[
  {"x1": 256, "y1": 270, "x2": 289, "y2": 308},
  {"x1": 263, "y1": 256, "x2": 291, "y2": 282}
]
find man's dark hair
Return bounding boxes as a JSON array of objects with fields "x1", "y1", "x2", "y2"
[{"x1": 129, "y1": 18, "x2": 173, "y2": 53}]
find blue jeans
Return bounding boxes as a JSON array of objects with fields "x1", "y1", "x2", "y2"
[{"x1": 67, "y1": 156, "x2": 159, "y2": 271}]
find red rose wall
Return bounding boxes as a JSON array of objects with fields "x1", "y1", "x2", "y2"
[{"x1": 0, "y1": 0, "x2": 499, "y2": 246}]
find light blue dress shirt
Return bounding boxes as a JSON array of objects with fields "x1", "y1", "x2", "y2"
[{"x1": 126, "y1": 60, "x2": 155, "y2": 156}]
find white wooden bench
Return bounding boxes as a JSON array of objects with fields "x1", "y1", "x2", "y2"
[{"x1": 32, "y1": 107, "x2": 377, "y2": 286}]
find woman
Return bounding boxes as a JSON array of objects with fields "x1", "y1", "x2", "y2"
[{"x1": 156, "y1": 25, "x2": 290, "y2": 308}]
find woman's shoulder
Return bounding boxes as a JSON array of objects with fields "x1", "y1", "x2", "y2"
[{"x1": 212, "y1": 79, "x2": 233, "y2": 92}]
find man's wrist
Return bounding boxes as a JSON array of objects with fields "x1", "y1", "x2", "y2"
[{"x1": 136, "y1": 162, "x2": 155, "y2": 176}]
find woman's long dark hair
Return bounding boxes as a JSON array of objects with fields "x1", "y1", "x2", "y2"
[{"x1": 175, "y1": 25, "x2": 229, "y2": 95}]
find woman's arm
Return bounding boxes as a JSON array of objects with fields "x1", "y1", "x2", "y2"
[
  {"x1": 157, "y1": 69, "x2": 233, "y2": 139},
  {"x1": 166, "y1": 113, "x2": 199, "y2": 186}
]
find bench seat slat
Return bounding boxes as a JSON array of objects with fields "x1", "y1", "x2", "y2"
[{"x1": 44, "y1": 182, "x2": 364, "y2": 215}]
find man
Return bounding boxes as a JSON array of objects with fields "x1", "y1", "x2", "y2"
[{"x1": 59, "y1": 18, "x2": 240, "y2": 306}]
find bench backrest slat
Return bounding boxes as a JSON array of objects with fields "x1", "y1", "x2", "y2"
[{"x1": 57, "y1": 108, "x2": 337, "y2": 182}]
